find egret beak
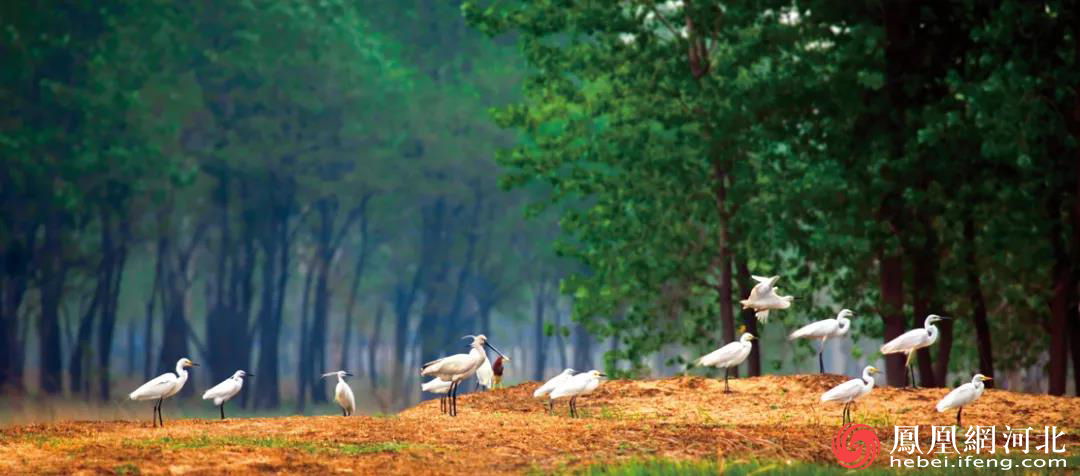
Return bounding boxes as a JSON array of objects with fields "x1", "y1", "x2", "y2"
[
  {"x1": 485, "y1": 342, "x2": 507, "y2": 359},
  {"x1": 461, "y1": 335, "x2": 476, "y2": 340},
  {"x1": 982, "y1": 376, "x2": 992, "y2": 381},
  {"x1": 598, "y1": 373, "x2": 608, "y2": 377},
  {"x1": 345, "y1": 372, "x2": 354, "y2": 377},
  {"x1": 247, "y1": 373, "x2": 254, "y2": 377},
  {"x1": 190, "y1": 362, "x2": 199, "y2": 367}
]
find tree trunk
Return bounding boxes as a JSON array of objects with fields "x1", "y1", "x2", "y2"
[
  {"x1": 0, "y1": 229, "x2": 32, "y2": 394},
  {"x1": 533, "y1": 279, "x2": 548, "y2": 380},
  {"x1": 963, "y1": 215, "x2": 994, "y2": 387},
  {"x1": 367, "y1": 301, "x2": 384, "y2": 385},
  {"x1": 912, "y1": 225, "x2": 940, "y2": 387},
  {"x1": 39, "y1": 215, "x2": 66, "y2": 395},
  {"x1": 69, "y1": 267, "x2": 103, "y2": 395},
  {"x1": 1048, "y1": 190, "x2": 1071, "y2": 396},
  {"x1": 340, "y1": 196, "x2": 371, "y2": 372},
  {"x1": 735, "y1": 258, "x2": 761, "y2": 376},
  {"x1": 554, "y1": 296, "x2": 568, "y2": 371},
  {"x1": 880, "y1": 252, "x2": 907, "y2": 387},
  {"x1": 143, "y1": 235, "x2": 164, "y2": 381},
  {"x1": 97, "y1": 214, "x2": 128, "y2": 400},
  {"x1": 573, "y1": 322, "x2": 592, "y2": 371},
  {"x1": 296, "y1": 254, "x2": 315, "y2": 412}
]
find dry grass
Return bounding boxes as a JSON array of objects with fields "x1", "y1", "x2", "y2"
[{"x1": 1, "y1": 375, "x2": 1077, "y2": 474}]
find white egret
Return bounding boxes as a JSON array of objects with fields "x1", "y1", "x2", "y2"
[
  {"x1": 936, "y1": 374, "x2": 992, "y2": 427},
  {"x1": 321, "y1": 371, "x2": 355, "y2": 416},
  {"x1": 821, "y1": 365, "x2": 879, "y2": 424},
  {"x1": 549, "y1": 370, "x2": 606, "y2": 418},
  {"x1": 128, "y1": 357, "x2": 197, "y2": 427},
  {"x1": 533, "y1": 368, "x2": 575, "y2": 413},
  {"x1": 421, "y1": 378, "x2": 453, "y2": 414},
  {"x1": 202, "y1": 370, "x2": 252, "y2": 420},
  {"x1": 475, "y1": 351, "x2": 494, "y2": 391},
  {"x1": 789, "y1": 309, "x2": 853, "y2": 373},
  {"x1": 880, "y1": 314, "x2": 949, "y2": 388},
  {"x1": 420, "y1": 334, "x2": 507, "y2": 416},
  {"x1": 696, "y1": 333, "x2": 756, "y2": 393},
  {"x1": 739, "y1": 275, "x2": 793, "y2": 323}
]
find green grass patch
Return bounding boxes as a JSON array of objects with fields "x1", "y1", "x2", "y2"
[{"x1": 120, "y1": 434, "x2": 414, "y2": 455}]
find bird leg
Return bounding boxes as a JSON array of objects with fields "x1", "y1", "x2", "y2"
[
  {"x1": 819, "y1": 338, "x2": 826, "y2": 374},
  {"x1": 724, "y1": 368, "x2": 731, "y2": 393},
  {"x1": 151, "y1": 400, "x2": 158, "y2": 428},
  {"x1": 449, "y1": 381, "x2": 458, "y2": 417},
  {"x1": 905, "y1": 352, "x2": 918, "y2": 389},
  {"x1": 440, "y1": 395, "x2": 446, "y2": 414},
  {"x1": 569, "y1": 397, "x2": 577, "y2": 418},
  {"x1": 956, "y1": 407, "x2": 962, "y2": 428},
  {"x1": 157, "y1": 397, "x2": 164, "y2": 427},
  {"x1": 220, "y1": 402, "x2": 225, "y2": 420}
]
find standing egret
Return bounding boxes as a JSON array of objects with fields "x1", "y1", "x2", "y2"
[
  {"x1": 202, "y1": 370, "x2": 252, "y2": 420},
  {"x1": 789, "y1": 309, "x2": 853, "y2": 373},
  {"x1": 696, "y1": 333, "x2": 756, "y2": 393},
  {"x1": 128, "y1": 357, "x2": 197, "y2": 427},
  {"x1": 322, "y1": 371, "x2": 355, "y2": 416},
  {"x1": 936, "y1": 374, "x2": 992, "y2": 427},
  {"x1": 821, "y1": 366, "x2": 879, "y2": 424},
  {"x1": 420, "y1": 334, "x2": 507, "y2": 416},
  {"x1": 475, "y1": 351, "x2": 494, "y2": 391},
  {"x1": 422, "y1": 378, "x2": 453, "y2": 414},
  {"x1": 549, "y1": 370, "x2": 606, "y2": 418},
  {"x1": 739, "y1": 275, "x2": 793, "y2": 323},
  {"x1": 880, "y1": 314, "x2": 949, "y2": 388},
  {"x1": 533, "y1": 368, "x2": 575, "y2": 413},
  {"x1": 492, "y1": 355, "x2": 509, "y2": 388}
]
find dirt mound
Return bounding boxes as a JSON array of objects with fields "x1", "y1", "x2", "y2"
[{"x1": 2, "y1": 375, "x2": 1077, "y2": 474}]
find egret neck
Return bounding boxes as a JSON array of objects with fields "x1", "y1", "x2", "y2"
[
  {"x1": 174, "y1": 359, "x2": 190, "y2": 388},
  {"x1": 860, "y1": 367, "x2": 876, "y2": 389}
]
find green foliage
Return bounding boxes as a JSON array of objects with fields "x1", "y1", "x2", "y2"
[{"x1": 468, "y1": 0, "x2": 1080, "y2": 381}]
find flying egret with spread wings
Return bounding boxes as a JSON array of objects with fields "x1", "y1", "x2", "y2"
[
  {"x1": 129, "y1": 357, "x2": 197, "y2": 427},
  {"x1": 880, "y1": 314, "x2": 949, "y2": 388},
  {"x1": 202, "y1": 370, "x2": 252, "y2": 420},
  {"x1": 740, "y1": 275, "x2": 793, "y2": 323},
  {"x1": 789, "y1": 309, "x2": 853, "y2": 373},
  {"x1": 936, "y1": 374, "x2": 992, "y2": 427},
  {"x1": 696, "y1": 333, "x2": 756, "y2": 393},
  {"x1": 322, "y1": 371, "x2": 355, "y2": 416},
  {"x1": 421, "y1": 334, "x2": 507, "y2": 416},
  {"x1": 821, "y1": 365, "x2": 879, "y2": 424}
]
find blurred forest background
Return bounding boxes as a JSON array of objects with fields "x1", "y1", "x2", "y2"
[{"x1": 1, "y1": 0, "x2": 1078, "y2": 419}]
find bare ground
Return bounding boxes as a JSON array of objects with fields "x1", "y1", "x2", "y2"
[{"x1": 1, "y1": 375, "x2": 1077, "y2": 475}]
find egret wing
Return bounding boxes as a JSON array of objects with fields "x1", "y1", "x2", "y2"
[
  {"x1": 696, "y1": 342, "x2": 742, "y2": 368},
  {"x1": 534, "y1": 373, "x2": 571, "y2": 398},
  {"x1": 789, "y1": 319, "x2": 838, "y2": 339},
  {"x1": 880, "y1": 329, "x2": 930, "y2": 354},
  {"x1": 936, "y1": 383, "x2": 975, "y2": 412},
  {"x1": 549, "y1": 373, "x2": 589, "y2": 399},
  {"x1": 821, "y1": 378, "x2": 864, "y2": 403},
  {"x1": 421, "y1": 378, "x2": 452, "y2": 394},
  {"x1": 202, "y1": 378, "x2": 241, "y2": 403},
  {"x1": 129, "y1": 373, "x2": 177, "y2": 401}
]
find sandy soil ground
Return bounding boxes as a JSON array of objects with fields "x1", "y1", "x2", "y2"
[{"x1": 1, "y1": 375, "x2": 1077, "y2": 474}]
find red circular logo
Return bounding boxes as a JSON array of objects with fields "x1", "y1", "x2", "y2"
[{"x1": 831, "y1": 423, "x2": 879, "y2": 470}]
